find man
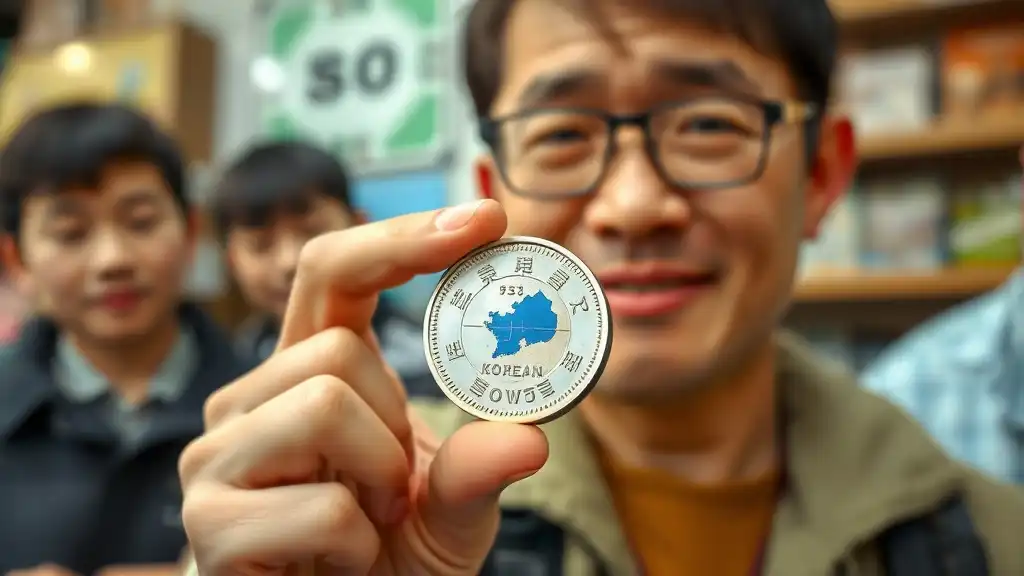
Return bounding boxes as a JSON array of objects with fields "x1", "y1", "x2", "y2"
[
  {"x1": 0, "y1": 102, "x2": 253, "y2": 574},
  {"x1": 179, "y1": 0, "x2": 1024, "y2": 574},
  {"x1": 863, "y1": 147, "x2": 1024, "y2": 483},
  {"x1": 211, "y1": 140, "x2": 439, "y2": 397}
]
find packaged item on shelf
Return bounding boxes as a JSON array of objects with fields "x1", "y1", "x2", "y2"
[
  {"x1": 949, "y1": 173, "x2": 1022, "y2": 265},
  {"x1": 941, "y1": 22, "x2": 1024, "y2": 119},
  {"x1": 798, "y1": 188, "x2": 862, "y2": 278},
  {"x1": 859, "y1": 176, "x2": 945, "y2": 270},
  {"x1": 838, "y1": 46, "x2": 936, "y2": 135}
]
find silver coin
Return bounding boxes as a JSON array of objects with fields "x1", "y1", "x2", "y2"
[{"x1": 423, "y1": 236, "x2": 612, "y2": 424}]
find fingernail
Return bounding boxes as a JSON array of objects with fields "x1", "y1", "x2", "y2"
[{"x1": 435, "y1": 200, "x2": 485, "y2": 231}]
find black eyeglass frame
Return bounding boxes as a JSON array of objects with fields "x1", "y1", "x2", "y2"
[{"x1": 477, "y1": 95, "x2": 819, "y2": 200}]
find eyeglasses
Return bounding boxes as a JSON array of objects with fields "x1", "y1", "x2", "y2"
[{"x1": 478, "y1": 96, "x2": 817, "y2": 199}]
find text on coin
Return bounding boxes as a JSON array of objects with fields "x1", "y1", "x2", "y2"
[
  {"x1": 446, "y1": 341, "x2": 465, "y2": 361},
  {"x1": 481, "y1": 362, "x2": 545, "y2": 378},
  {"x1": 548, "y1": 268, "x2": 570, "y2": 290},
  {"x1": 561, "y1": 351, "x2": 583, "y2": 372},
  {"x1": 478, "y1": 264, "x2": 498, "y2": 285},
  {"x1": 450, "y1": 288, "x2": 472, "y2": 310}
]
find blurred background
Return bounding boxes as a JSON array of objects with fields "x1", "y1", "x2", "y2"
[{"x1": 0, "y1": 0, "x2": 1021, "y2": 378}]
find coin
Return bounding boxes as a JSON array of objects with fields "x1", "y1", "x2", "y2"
[{"x1": 423, "y1": 236, "x2": 612, "y2": 424}]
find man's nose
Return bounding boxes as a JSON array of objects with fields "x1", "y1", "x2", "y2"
[
  {"x1": 582, "y1": 130, "x2": 692, "y2": 239},
  {"x1": 91, "y1": 227, "x2": 136, "y2": 279}
]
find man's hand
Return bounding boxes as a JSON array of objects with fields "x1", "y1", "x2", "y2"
[
  {"x1": 179, "y1": 200, "x2": 550, "y2": 575},
  {"x1": 6, "y1": 564, "x2": 79, "y2": 576}
]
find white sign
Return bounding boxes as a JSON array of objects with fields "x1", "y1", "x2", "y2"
[{"x1": 261, "y1": 0, "x2": 454, "y2": 175}]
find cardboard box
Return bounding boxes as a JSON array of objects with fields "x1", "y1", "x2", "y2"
[{"x1": 0, "y1": 20, "x2": 217, "y2": 163}]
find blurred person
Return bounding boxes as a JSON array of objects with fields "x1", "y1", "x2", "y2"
[
  {"x1": 179, "y1": 0, "x2": 1024, "y2": 574},
  {"x1": 863, "y1": 145, "x2": 1024, "y2": 483},
  {"x1": 0, "y1": 102, "x2": 254, "y2": 575},
  {"x1": 211, "y1": 140, "x2": 439, "y2": 397}
]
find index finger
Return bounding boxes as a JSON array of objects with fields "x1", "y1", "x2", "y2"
[{"x1": 277, "y1": 199, "x2": 507, "y2": 350}]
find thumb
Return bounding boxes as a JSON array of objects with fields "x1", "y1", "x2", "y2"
[{"x1": 417, "y1": 421, "x2": 549, "y2": 566}]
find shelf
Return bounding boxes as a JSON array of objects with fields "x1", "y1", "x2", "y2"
[
  {"x1": 858, "y1": 114, "x2": 1024, "y2": 162},
  {"x1": 795, "y1": 266, "x2": 1014, "y2": 302},
  {"x1": 832, "y1": 0, "x2": 1016, "y2": 25}
]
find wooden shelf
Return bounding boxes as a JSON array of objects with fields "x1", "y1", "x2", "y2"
[
  {"x1": 832, "y1": 0, "x2": 1017, "y2": 25},
  {"x1": 833, "y1": 0, "x2": 1024, "y2": 49},
  {"x1": 795, "y1": 266, "x2": 1014, "y2": 302},
  {"x1": 831, "y1": 0, "x2": 974, "y2": 22},
  {"x1": 858, "y1": 114, "x2": 1024, "y2": 162}
]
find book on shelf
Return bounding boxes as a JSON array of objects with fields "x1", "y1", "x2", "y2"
[
  {"x1": 799, "y1": 170, "x2": 1022, "y2": 281},
  {"x1": 838, "y1": 45, "x2": 936, "y2": 136},
  {"x1": 941, "y1": 21, "x2": 1024, "y2": 121}
]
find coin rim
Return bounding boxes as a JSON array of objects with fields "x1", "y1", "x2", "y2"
[{"x1": 422, "y1": 235, "x2": 613, "y2": 424}]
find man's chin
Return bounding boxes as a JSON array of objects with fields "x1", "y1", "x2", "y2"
[
  {"x1": 594, "y1": 355, "x2": 723, "y2": 403},
  {"x1": 83, "y1": 314, "x2": 161, "y2": 344}
]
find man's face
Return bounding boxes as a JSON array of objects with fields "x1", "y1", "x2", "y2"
[
  {"x1": 227, "y1": 195, "x2": 360, "y2": 320},
  {"x1": 15, "y1": 161, "x2": 194, "y2": 343},
  {"x1": 482, "y1": 0, "x2": 854, "y2": 402}
]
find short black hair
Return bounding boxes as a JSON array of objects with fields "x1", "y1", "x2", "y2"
[
  {"x1": 462, "y1": 0, "x2": 836, "y2": 155},
  {"x1": 211, "y1": 140, "x2": 354, "y2": 237},
  {"x1": 0, "y1": 101, "x2": 188, "y2": 238}
]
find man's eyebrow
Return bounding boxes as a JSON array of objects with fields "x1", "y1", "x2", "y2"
[
  {"x1": 515, "y1": 69, "x2": 604, "y2": 110},
  {"x1": 113, "y1": 188, "x2": 161, "y2": 210},
  {"x1": 652, "y1": 59, "x2": 762, "y2": 96}
]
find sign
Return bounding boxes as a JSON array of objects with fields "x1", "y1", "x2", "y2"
[{"x1": 263, "y1": 0, "x2": 454, "y2": 176}]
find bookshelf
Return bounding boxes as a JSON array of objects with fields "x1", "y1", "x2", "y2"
[
  {"x1": 790, "y1": 0, "x2": 1023, "y2": 364},
  {"x1": 797, "y1": 2, "x2": 1024, "y2": 301},
  {"x1": 858, "y1": 114, "x2": 1024, "y2": 162},
  {"x1": 831, "y1": 0, "x2": 1018, "y2": 25}
]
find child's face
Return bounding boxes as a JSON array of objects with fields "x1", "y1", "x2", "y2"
[
  {"x1": 227, "y1": 194, "x2": 361, "y2": 320},
  {"x1": 12, "y1": 161, "x2": 194, "y2": 343}
]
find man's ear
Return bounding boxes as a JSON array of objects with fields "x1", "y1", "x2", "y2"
[
  {"x1": 804, "y1": 114, "x2": 857, "y2": 239},
  {"x1": 475, "y1": 156, "x2": 496, "y2": 200},
  {"x1": 1, "y1": 234, "x2": 34, "y2": 301},
  {"x1": 1, "y1": 234, "x2": 24, "y2": 281}
]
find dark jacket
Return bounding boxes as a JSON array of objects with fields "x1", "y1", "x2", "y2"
[
  {"x1": 0, "y1": 304, "x2": 255, "y2": 573},
  {"x1": 235, "y1": 297, "x2": 442, "y2": 399},
  {"x1": 413, "y1": 333, "x2": 1024, "y2": 575}
]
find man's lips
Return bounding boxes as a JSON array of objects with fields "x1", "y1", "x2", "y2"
[
  {"x1": 597, "y1": 265, "x2": 718, "y2": 318},
  {"x1": 97, "y1": 289, "x2": 144, "y2": 311}
]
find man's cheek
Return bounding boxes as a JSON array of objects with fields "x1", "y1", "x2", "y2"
[{"x1": 506, "y1": 200, "x2": 587, "y2": 244}]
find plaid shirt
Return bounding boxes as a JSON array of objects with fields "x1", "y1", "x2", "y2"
[{"x1": 862, "y1": 269, "x2": 1024, "y2": 483}]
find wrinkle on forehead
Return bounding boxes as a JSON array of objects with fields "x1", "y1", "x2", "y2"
[
  {"x1": 497, "y1": 0, "x2": 796, "y2": 115},
  {"x1": 545, "y1": 0, "x2": 781, "y2": 59}
]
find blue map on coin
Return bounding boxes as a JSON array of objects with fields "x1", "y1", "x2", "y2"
[{"x1": 484, "y1": 291, "x2": 557, "y2": 358}]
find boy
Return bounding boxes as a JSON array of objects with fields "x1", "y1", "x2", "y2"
[
  {"x1": 0, "y1": 102, "x2": 253, "y2": 574},
  {"x1": 212, "y1": 140, "x2": 439, "y2": 397}
]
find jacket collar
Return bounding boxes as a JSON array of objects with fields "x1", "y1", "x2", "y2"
[
  {"x1": 998, "y1": 268, "x2": 1024, "y2": 428},
  {"x1": 495, "y1": 332, "x2": 966, "y2": 576},
  {"x1": 0, "y1": 303, "x2": 252, "y2": 439}
]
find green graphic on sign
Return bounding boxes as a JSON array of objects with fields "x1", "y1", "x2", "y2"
[{"x1": 262, "y1": 0, "x2": 453, "y2": 175}]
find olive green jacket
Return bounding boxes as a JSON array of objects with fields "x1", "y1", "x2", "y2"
[{"x1": 414, "y1": 332, "x2": 1024, "y2": 575}]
